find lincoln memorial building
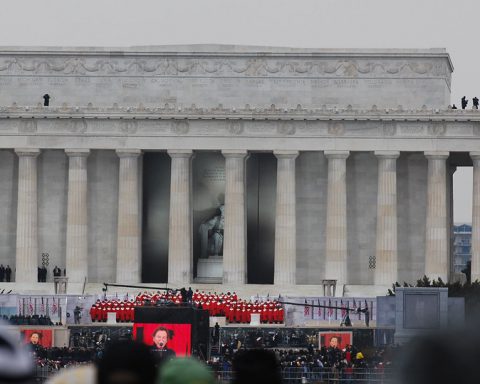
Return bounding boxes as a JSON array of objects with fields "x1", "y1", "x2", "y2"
[{"x1": 0, "y1": 45, "x2": 479, "y2": 295}]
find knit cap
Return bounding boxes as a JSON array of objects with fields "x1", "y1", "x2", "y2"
[{"x1": 157, "y1": 358, "x2": 214, "y2": 384}]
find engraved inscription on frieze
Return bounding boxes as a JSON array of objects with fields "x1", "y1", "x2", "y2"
[
  {"x1": 75, "y1": 77, "x2": 90, "y2": 85},
  {"x1": 366, "y1": 79, "x2": 392, "y2": 89},
  {"x1": 399, "y1": 124, "x2": 426, "y2": 135},
  {"x1": 203, "y1": 167, "x2": 225, "y2": 182},
  {"x1": 333, "y1": 79, "x2": 359, "y2": 88},
  {"x1": 47, "y1": 77, "x2": 68, "y2": 86},
  {"x1": 311, "y1": 79, "x2": 330, "y2": 88}
]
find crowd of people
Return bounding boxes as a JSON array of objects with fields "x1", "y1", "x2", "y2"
[
  {"x1": 2, "y1": 314, "x2": 55, "y2": 326},
  {"x1": 33, "y1": 347, "x2": 98, "y2": 370},
  {"x1": 0, "y1": 264, "x2": 12, "y2": 282},
  {"x1": 89, "y1": 289, "x2": 285, "y2": 324},
  {"x1": 25, "y1": 336, "x2": 395, "y2": 384}
]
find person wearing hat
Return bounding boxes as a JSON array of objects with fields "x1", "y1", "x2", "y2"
[
  {"x1": 157, "y1": 358, "x2": 214, "y2": 384},
  {"x1": 353, "y1": 351, "x2": 368, "y2": 382}
]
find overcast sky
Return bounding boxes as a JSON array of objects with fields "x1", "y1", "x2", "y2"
[{"x1": 0, "y1": 0, "x2": 477, "y2": 222}]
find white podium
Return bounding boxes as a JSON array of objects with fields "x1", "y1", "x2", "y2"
[
  {"x1": 106, "y1": 312, "x2": 117, "y2": 324},
  {"x1": 250, "y1": 313, "x2": 260, "y2": 325}
]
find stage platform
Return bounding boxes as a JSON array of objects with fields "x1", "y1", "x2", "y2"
[{"x1": 0, "y1": 282, "x2": 390, "y2": 298}]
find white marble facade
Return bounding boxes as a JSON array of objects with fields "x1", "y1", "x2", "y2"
[{"x1": 0, "y1": 45, "x2": 478, "y2": 291}]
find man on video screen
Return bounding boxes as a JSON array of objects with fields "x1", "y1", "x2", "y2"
[{"x1": 150, "y1": 326, "x2": 176, "y2": 361}]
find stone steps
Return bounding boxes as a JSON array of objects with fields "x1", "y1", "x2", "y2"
[{"x1": 0, "y1": 282, "x2": 387, "y2": 299}]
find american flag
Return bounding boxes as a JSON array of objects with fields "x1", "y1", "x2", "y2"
[
  {"x1": 304, "y1": 299, "x2": 310, "y2": 316},
  {"x1": 51, "y1": 298, "x2": 58, "y2": 314},
  {"x1": 327, "y1": 299, "x2": 334, "y2": 318},
  {"x1": 40, "y1": 297, "x2": 45, "y2": 314},
  {"x1": 29, "y1": 298, "x2": 34, "y2": 315}
]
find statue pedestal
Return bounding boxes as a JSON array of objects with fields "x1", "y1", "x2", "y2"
[{"x1": 197, "y1": 256, "x2": 223, "y2": 280}]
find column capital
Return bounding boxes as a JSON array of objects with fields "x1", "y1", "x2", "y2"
[
  {"x1": 116, "y1": 149, "x2": 142, "y2": 158},
  {"x1": 167, "y1": 149, "x2": 193, "y2": 158},
  {"x1": 424, "y1": 151, "x2": 449, "y2": 160},
  {"x1": 65, "y1": 149, "x2": 90, "y2": 157},
  {"x1": 221, "y1": 149, "x2": 248, "y2": 158},
  {"x1": 15, "y1": 148, "x2": 40, "y2": 157},
  {"x1": 470, "y1": 152, "x2": 480, "y2": 162},
  {"x1": 324, "y1": 150, "x2": 350, "y2": 160},
  {"x1": 273, "y1": 150, "x2": 299, "y2": 160},
  {"x1": 375, "y1": 151, "x2": 400, "y2": 159}
]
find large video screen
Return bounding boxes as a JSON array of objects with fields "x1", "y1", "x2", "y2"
[
  {"x1": 22, "y1": 329, "x2": 53, "y2": 348},
  {"x1": 319, "y1": 331, "x2": 353, "y2": 350},
  {"x1": 133, "y1": 323, "x2": 191, "y2": 356}
]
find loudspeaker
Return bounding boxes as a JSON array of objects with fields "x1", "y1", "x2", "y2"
[
  {"x1": 136, "y1": 327, "x2": 144, "y2": 342},
  {"x1": 193, "y1": 309, "x2": 210, "y2": 358}
]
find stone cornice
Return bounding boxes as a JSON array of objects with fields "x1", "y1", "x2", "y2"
[
  {"x1": 0, "y1": 47, "x2": 452, "y2": 78},
  {"x1": 1, "y1": 105, "x2": 479, "y2": 122},
  {"x1": 0, "y1": 45, "x2": 449, "y2": 55},
  {"x1": 0, "y1": 109, "x2": 478, "y2": 153}
]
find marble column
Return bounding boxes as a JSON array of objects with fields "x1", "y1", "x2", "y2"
[
  {"x1": 471, "y1": 152, "x2": 480, "y2": 282},
  {"x1": 116, "y1": 149, "x2": 142, "y2": 283},
  {"x1": 447, "y1": 165, "x2": 456, "y2": 280},
  {"x1": 374, "y1": 151, "x2": 400, "y2": 285},
  {"x1": 324, "y1": 151, "x2": 350, "y2": 285},
  {"x1": 222, "y1": 150, "x2": 247, "y2": 284},
  {"x1": 425, "y1": 151, "x2": 449, "y2": 282},
  {"x1": 274, "y1": 150, "x2": 299, "y2": 285},
  {"x1": 65, "y1": 149, "x2": 90, "y2": 283},
  {"x1": 15, "y1": 149, "x2": 40, "y2": 283},
  {"x1": 168, "y1": 150, "x2": 193, "y2": 285}
]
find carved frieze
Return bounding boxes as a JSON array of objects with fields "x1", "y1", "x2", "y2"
[
  {"x1": 170, "y1": 120, "x2": 189, "y2": 134},
  {"x1": 19, "y1": 120, "x2": 37, "y2": 134},
  {"x1": 277, "y1": 121, "x2": 296, "y2": 135},
  {"x1": 66, "y1": 119, "x2": 87, "y2": 133},
  {"x1": 228, "y1": 121, "x2": 244, "y2": 135},
  {"x1": 328, "y1": 121, "x2": 345, "y2": 136},
  {"x1": 120, "y1": 120, "x2": 138, "y2": 134},
  {"x1": 0, "y1": 56, "x2": 450, "y2": 79},
  {"x1": 383, "y1": 122, "x2": 397, "y2": 136},
  {"x1": 473, "y1": 122, "x2": 480, "y2": 136},
  {"x1": 428, "y1": 121, "x2": 446, "y2": 136}
]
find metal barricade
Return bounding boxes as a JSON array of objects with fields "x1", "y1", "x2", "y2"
[{"x1": 213, "y1": 367, "x2": 393, "y2": 384}]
